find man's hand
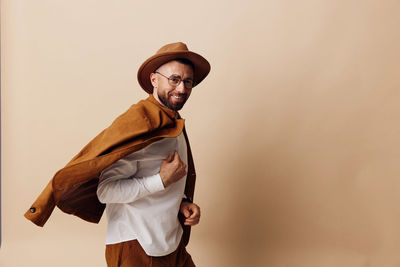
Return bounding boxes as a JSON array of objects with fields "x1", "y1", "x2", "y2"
[
  {"x1": 160, "y1": 151, "x2": 187, "y2": 188},
  {"x1": 180, "y1": 201, "x2": 201, "y2": 226}
]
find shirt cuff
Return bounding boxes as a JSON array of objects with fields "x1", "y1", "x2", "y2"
[{"x1": 143, "y1": 173, "x2": 165, "y2": 193}]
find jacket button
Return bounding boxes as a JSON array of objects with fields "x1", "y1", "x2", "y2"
[{"x1": 30, "y1": 207, "x2": 36, "y2": 213}]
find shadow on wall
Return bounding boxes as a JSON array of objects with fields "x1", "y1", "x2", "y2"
[
  {"x1": 211, "y1": 81, "x2": 387, "y2": 266},
  {"x1": 210, "y1": 105, "x2": 310, "y2": 266}
]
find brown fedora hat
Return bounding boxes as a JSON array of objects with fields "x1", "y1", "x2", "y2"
[{"x1": 137, "y1": 42, "x2": 211, "y2": 94}]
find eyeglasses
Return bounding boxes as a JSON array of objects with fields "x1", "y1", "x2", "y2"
[{"x1": 154, "y1": 71, "x2": 195, "y2": 89}]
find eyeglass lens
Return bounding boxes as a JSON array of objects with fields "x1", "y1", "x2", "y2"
[{"x1": 169, "y1": 75, "x2": 194, "y2": 88}]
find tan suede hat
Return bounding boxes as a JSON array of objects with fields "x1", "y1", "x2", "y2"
[{"x1": 137, "y1": 42, "x2": 211, "y2": 94}]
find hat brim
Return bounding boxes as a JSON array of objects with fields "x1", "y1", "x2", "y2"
[{"x1": 137, "y1": 51, "x2": 211, "y2": 94}]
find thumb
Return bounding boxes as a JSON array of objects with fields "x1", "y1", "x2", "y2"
[
  {"x1": 172, "y1": 150, "x2": 180, "y2": 162},
  {"x1": 181, "y1": 206, "x2": 191, "y2": 218},
  {"x1": 164, "y1": 152, "x2": 173, "y2": 162}
]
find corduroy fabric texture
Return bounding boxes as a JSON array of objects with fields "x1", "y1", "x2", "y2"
[
  {"x1": 105, "y1": 239, "x2": 196, "y2": 267},
  {"x1": 24, "y1": 95, "x2": 197, "y2": 246}
]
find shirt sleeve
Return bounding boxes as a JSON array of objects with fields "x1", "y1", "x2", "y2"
[{"x1": 96, "y1": 155, "x2": 165, "y2": 204}]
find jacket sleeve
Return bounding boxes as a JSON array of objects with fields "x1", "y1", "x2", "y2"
[
  {"x1": 24, "y1": 180, "x2": 56, "y2": 227},
  {"x1": 24, "y1": 96, "x2": 182, "y2": 227}
]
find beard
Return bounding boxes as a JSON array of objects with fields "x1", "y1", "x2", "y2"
[{"x1": 158, "y1": 91, "x2": 188, "y2": 111}]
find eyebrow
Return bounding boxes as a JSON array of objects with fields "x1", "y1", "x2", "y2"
[{"x1": 170, "y1": 74, "x2": 193, "y2": 80}]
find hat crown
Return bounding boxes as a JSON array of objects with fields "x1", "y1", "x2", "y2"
[{"x1": 157, "y1": 42, "x2": 189, "y2": 54}]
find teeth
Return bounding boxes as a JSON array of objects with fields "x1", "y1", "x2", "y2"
[{"x1": 173, "y1": 96, "x2": 183, "y2": 99}]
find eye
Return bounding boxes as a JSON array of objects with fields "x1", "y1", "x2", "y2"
[
  {"x1": 169, "y1": 76, "x2": 181, "y2": 84},
  {"x1": 184, "y1": 79, "x2": 194, "y2": 87}
]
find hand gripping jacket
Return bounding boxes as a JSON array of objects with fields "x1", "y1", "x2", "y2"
[{"x1": 24, "y1": 95, "x2": 196, "y2": 246}]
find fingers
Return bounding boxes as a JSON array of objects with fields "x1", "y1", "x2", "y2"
[
  {"x1": 164, "y1": 151, "x2": 182, "y2": 164},
  {"x1": 184, "y1": 215, "x2": 200, "y2": 226},
  {"x1": 160, "y1": 151, "x2": 187, "y2": 188},
  {"x1": 172, "y1": 150, "x2": 187, "y2": 170},
  {"x1": 181, "y1": 203, "x2": 201, "y2": 226},
  {"x1": 172, "y1": 150, "x2": 184, "y2": 165},
  {"x1": 188, "y1": 205, "x2": 200, "y2": 219},
  {"x1": 181, "y1": 207, "x2": 191, "y2": 218}
]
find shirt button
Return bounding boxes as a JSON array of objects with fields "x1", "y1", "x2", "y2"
[{"x1": 30, "y1": 207, "x2": 36, "y2": 213}]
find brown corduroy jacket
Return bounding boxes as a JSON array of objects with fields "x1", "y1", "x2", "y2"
[{"x1": 24, "y1": 94, "x2": 196, "y2": 245}]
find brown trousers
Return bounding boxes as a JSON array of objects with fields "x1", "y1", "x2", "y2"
[{"x1": 105, "y1": 239, "x2": 196, "y2": 267}]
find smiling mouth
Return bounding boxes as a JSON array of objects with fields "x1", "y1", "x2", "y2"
[{"x1": 172, "y1": 95, "x2": 185, "y2": 100}]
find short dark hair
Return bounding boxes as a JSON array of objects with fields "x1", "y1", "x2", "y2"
[{"x1": 174, "y1": 58, "x2": 195, "y2": 71}]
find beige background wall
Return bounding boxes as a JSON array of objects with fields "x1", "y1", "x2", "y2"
[{"x1": 2, "y1": 0, "x2": 400, "y2": 266}]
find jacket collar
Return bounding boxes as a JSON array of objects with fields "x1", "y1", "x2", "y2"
[{"x1": 146, "y1": 94, "x2": 181, "y2": 120}]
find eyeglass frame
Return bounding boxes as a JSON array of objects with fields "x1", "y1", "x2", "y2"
[{"x1": 154, "y1": 71, "x2": 196, "y2": 89}]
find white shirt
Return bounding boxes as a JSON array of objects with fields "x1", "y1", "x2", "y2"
[{"x1": 96, "y1": 132, "x2": 187, "y2": 256}]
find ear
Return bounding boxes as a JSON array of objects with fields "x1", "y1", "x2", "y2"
[{"x1": 150, "y1": 72, "x2": 158, "y2": 89}]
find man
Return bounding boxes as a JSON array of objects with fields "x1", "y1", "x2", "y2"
[
  {"x1": 24, "y1": 42, "x2": 210, "y2": 267},
  {"x1": 98, "y1": 43, "x2": 210, "y2": 266}
]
